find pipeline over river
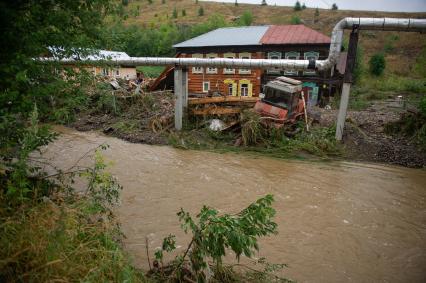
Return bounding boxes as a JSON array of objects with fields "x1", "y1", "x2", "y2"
[{"x1": 40, "y1": 127, "x2": 426, "y2": 283}]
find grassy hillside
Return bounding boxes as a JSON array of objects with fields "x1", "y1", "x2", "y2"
[{"x1": 121, "y1": 0, "x2": 426, "y2": 78}]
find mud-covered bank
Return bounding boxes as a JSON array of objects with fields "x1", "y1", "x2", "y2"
[{"x1": 70, "y1": 91, "x2": 426, "y2": 168}]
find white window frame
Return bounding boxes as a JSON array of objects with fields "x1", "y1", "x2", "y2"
[
  {"x1": 206, "y1": 53, "x2": 218, "y2": 74},
  {"x1": 223, "y1": 53, "x2": 235, "y2": 74},
  {"x1": 240, "y1": 83, "x2": 249, "y2": 97},
  {"x1": 303, "y1": 51, "x2": 319, "y2": 75},
  {"x1": 228, "y1": 83, "x2": 234, "y2": 96},
  {"x1": 115, "y1": 68, "x2": 120, "y2": 77},
  {"x1": 284, "y1": 52, "x2": 300, "y2": 76},
  {"x1": 267, "y1": 52, "x2": 282, "y2": 74},
  {"x1": 192, "y1": 54, "x2": 203, "y2": 74},
  {"x1": 238, "y1": 52, "x2": 251, "y2": 74},
  {"x1": 202, "y1": 81, "x2": 210, "y2": 93}
]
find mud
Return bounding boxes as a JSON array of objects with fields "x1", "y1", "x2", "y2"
[
  {"x1": 318, "y1": 99, "x2": 426, "y2": 168},
  {"x1": 41, "y1": 127, "x2": 426, "y2": 283}
]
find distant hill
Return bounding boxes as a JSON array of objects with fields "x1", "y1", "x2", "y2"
[{"x1": 121, "y1": 0, "x2": 426, "y2": 78}]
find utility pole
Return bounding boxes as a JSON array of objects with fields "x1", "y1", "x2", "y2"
[
  {"x1": 335, "y1": 25, "x2": 359, "y2": 141},
  {"x1": 173, "y1": 67, "x2": 188, "y2": 130}
]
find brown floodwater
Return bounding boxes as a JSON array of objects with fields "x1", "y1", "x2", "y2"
[{"x1": 41, "y1": 126, "x2": 426, "y2": 282}]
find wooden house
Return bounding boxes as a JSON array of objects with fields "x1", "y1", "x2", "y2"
[
  {"x1": 151, "y1": 25, "x2": 343, "y2": 105},
  {"x1": 49, "y1": 48, "x2": 137, "y2": 80}
]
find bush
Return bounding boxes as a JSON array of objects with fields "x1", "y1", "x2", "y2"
[
  {"x1": 198, "y1": 6, "x2": 204, "y2": 16},
  {"x1": 369, "y1": 53, "x2": 386, "y2": 76},
  {"x1": 291, "y1": 15, "x2": 301, "y2": 24},
  {"x1": 172, "y1": 7, "x2": 178, "y2": 18},
  {"x1": 149, "y1": 195, "x2": 288, "y2": 282},
  {"x1": 237, "y1": 10, "x2": 254, "y2": 26}
]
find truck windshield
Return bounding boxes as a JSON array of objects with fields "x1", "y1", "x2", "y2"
[{"x1": 263, "y1": 87, "x2": 292, "y2": 109}]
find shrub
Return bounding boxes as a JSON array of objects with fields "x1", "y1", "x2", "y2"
[
  {"x1": 122, "y1": 0, "x2": 129, "y2": 5},
  {"x1": 149, "y1": 195, "x2": 284, "y2": 282},
  {"x1": 147, "y1": 0, "x2": 153, "y2": 4},
  {"x1": 369, "y1": 53, "x2": 386, "y2": 76},
  {"x1": 237, "y1": 10, "x2": 254, "y2": 26},
  {"x1": 198, "y1": 6, "x2": 204, "y2": 16},
  {"x1": 315, "y1": 7, "x2": 319, "y2": 16},
  {"x1": 172, "y1": 7, "x2": 178, "y2": 18},
  {"x1": 291, "y1": 15, "x2": 301, "y2": 24}
]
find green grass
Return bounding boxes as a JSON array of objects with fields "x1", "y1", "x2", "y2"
[
  {"x1": 0, "y1": 198, "x2": 145, "y2": 282},
  {"x1": 136, "y1": 66, "x2": 165, "y2": 78}
]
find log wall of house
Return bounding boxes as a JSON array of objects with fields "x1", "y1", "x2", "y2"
[{"x1": 179, "y1": 53, "x2": 263, "y2": 97}]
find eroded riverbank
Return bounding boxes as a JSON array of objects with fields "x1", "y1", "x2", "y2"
[{"x1": 41, "y1": 126, "x2": 426, "y2": 282}]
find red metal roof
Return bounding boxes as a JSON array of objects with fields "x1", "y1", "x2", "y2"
[{"x1": 260, "y1": 25, "x2": 331, "y2": 45}]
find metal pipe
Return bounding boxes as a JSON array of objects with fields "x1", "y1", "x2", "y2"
[{"x1": 60, "y1": 17, "x2": 425, "y2": 71}]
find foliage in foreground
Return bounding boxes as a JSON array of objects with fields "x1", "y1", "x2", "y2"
[
  {"x1": 149, "y1": 195, "x2": 292, "y2": 282},
  {"x1": 0, "y1": 104, "x2": 144, "y2": 282}
]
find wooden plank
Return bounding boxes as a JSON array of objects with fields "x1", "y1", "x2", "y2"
[
  {"x1": 188, "y1": 96, "x2": 259, "y2": 105},
  {"x1": 191, "y1": 107, "x2": 242, "y2": 115}
]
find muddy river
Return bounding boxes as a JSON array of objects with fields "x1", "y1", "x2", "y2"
[{"x1": 41, "y1": 127, "x2": 426, "y2": 282}]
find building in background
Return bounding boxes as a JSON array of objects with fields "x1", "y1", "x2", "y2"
[
  {"x1": 151, "y1": 25, "x2": 343, "y2": 106},
  {"x1": 47, "y1": 48, "x2": 137, "y2": 80}
]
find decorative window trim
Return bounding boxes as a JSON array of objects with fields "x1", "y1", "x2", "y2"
[
  {"x1": 192, "y1": 54, "x2": 204, "y2": 74},
  {"x1": 267, "y1": 52, "x2": 282, "y2": 74},
  {"x1": 202, "y1": 81, "x2": 210, "y2": 93},
  {"x1": 303, "y1": 51, "x2": 319, "y2": 75},
  {"x1": 224, "y1": 79, "x2": 237, "y2": 96},
  {"x1": 238, "y1": 79, "x2": 252, "y2": 97},
  {"x1": 284, "y1": 52, "x2": 300, "y2": 76},
  {"x1": 206, "y1": 53, "x2": 218, "y2": 74},
  {"x1": 238, "y1": 52, "x2": 251, "y2": 74},
  {"x1": 223, "y1": 53, "x2": 235, "y2": 74}
]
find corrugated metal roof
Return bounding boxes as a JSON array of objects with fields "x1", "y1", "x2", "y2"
[
  {"x1": 48, "y1": 47, "x2": 130, "y2": 61},
  {"x1": 173, "y1": 26, "x2": 270, "y2": 48},
  {"x1": 260, "y1": 25, "x2": 331, "y2": 45}
]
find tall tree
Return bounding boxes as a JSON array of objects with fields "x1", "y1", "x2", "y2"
[
  {"x1": 331, "y1": 3, "x2": 338, "y2": 10},
  {"x1": 294, "y1": 1, "x2": 302, "y2": 11}
]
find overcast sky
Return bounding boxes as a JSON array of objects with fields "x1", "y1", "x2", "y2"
[{"x1": 203, "y1": 0, "x2": 426, "y2": 12}]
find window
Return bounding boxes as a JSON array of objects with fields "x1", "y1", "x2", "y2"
[
  {"x1": 240, "y1": 84, "x2": 249, "y2": 96},
  {"x1": 303, "y1": 51, "x2": 319, "y2": 75},
  {"x1": 115, "y1": 69, "x2": 120, "y2": 77},
  {"x1": 238, "y1": 79, "x2": 252, "y2": 97},
  {"x1": 238, "y1": 52, "x2": 251, "y2": 74},
  {"x1": 284, "y1": 52, "x2": 300, "y2": 76},
  {"x1": 267, "y1": 52, "x2": 282, "y2": 74},
  {"x1": 224, "y1": 79, "x2": 237, "y2": 96},
  {"x1": 102, "y1": 68, "x2": 109, "y2": 76},
  {"x1": 223, "y1": 53, "x2": 235, "y2": 74},
  {"x1": 206, "y1": 53, "x2": 217, "y2": 74},
  {"x1": 192, "y1": 54, "x2": 203, "y2": 74},
  {"x1": 202, "y1": 81, "x2": 210, "y2": 93}
]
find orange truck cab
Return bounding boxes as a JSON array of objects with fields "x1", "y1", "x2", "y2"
[{"x1": 254, "y1": 76, "x2": 305, "y2": 126}]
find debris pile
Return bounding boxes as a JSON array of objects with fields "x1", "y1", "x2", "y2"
[{"x1": 72, "y1": 77, "x2": 174, "y2": 144}]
